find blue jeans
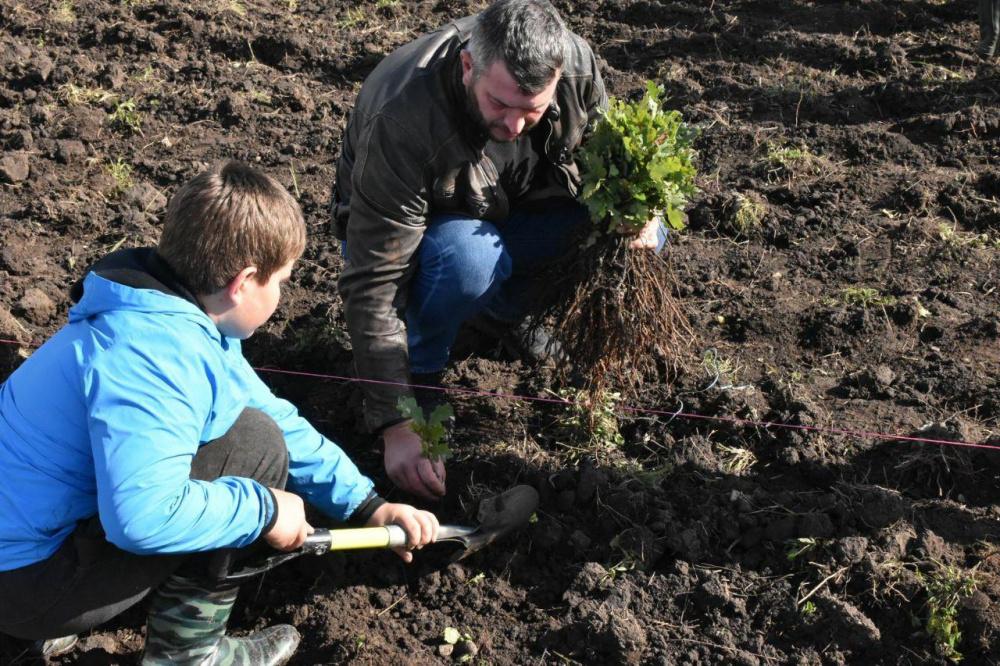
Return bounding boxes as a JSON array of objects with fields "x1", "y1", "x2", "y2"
[{"x1": 346, "y1": 202, "x2": 668, "y2": 374}]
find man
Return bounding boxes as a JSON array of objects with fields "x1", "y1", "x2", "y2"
[{"x1": 331, "y1": 0, "x2": 663, "y2": 500}]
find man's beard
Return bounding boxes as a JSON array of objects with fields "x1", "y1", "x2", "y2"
[
  {"x1": 464, "y1": 84, "x2": 493, "y2": 138},
  {"x1": 464, "y1": 84, "x2": 537, "y2": 143}
]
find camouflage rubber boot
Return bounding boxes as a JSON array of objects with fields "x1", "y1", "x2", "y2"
[
  {"x1": 981, "y1": 0, "x2": 1000, "y2": 57},
  {"x1": 141, "y1": 573, "x2": 300, "y2": 666},
  {"x1": 32, "y1": 634, "x2": 78, "y2": 658}
]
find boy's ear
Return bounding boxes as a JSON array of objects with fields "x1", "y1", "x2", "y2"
[{"x1": 226, "y1": 266, "x2": 259, "y2": 304}]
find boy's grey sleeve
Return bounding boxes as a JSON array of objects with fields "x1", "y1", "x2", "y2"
[{"x1": 348, "y1": 490, "x2": 388, "y2": 526}]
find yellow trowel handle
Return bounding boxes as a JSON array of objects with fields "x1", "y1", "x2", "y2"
[
  {"x1": 302, "y1": 524, "x2": 476, "y2": 555},
  {"x1": 303, "y1": 526, "x2": 408, "y2": 554},
  {"x1": 223, "y1": 524, "x2": 480, "y2": 582}
]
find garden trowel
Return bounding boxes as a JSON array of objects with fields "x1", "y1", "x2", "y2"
[{"x1": 222, "y1": 485, "x2": 538, "y2": 582}]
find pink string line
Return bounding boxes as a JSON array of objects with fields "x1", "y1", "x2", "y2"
[
  {"x1": 2, "y1": 337, "x2": 995, "y2": 451},
  {"x1": 253, "y1": 366, "x2": 1000, "y2": 451}
]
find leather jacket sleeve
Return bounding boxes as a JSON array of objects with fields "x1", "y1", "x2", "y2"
[{"x1": 338, "y1": 113, "x2": 430, "y2": 432}]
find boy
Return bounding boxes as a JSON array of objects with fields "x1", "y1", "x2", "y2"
[{"x1": 0, "y1": 161, "x2": 438, "y2": 665}]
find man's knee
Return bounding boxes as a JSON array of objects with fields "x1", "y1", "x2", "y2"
[{"x1": 421, "y1": 217, "x2": 512, "y2": 300}]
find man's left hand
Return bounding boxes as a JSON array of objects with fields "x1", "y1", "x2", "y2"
[{"x1": 629, "y1": 216, "x2": 662, "y2": 251}]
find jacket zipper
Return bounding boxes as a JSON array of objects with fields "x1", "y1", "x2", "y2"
[{"x1": 479, "y1": 152, "x2": 509, "y2": 219}]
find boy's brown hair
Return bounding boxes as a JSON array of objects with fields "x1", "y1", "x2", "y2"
[{"x1": 158, "y1": 161, "x2": 306, "y2": 294}]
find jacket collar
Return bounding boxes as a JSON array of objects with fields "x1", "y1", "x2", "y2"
[{"x1": 70, "y1": 247, "x2": 203, "y2": 310}]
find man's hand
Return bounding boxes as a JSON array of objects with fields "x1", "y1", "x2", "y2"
[
  {"x1": 383, "y1": 420, "x2": 446, "y2": 500},
  {"x1": 264, "y1": 488, "x2": 314, "y2": 551},
  {"x1": 629, "y1": 215, "x2": 663, "y2": 251},
  {"x1": 367, "y1": 502, "x2": 440, "y2": 563}
]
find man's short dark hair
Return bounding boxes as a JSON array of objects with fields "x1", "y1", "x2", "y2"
[{"x1": 467, "y1": 0, "x2": 568, "y2": 93}]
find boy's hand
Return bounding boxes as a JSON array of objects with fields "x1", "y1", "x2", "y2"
[
  {"x1": 383, "y1": 421, "x2": 446, "y2": 500},
  {"x1": 367, "y1": 502, "x2": 440, "y2": 563},
  {"x1": 264, "y1": 488, "x2": 314, "y2": 551}
]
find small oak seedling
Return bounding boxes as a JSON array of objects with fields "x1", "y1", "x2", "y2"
[
  {"x1": 397, "y1": 397, "x2": 453, "y2": 462},
  {"x1": 579, "y1": 81, "x2": 698, "y2": 235}
]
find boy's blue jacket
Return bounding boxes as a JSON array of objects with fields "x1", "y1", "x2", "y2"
[{"x1": 0, "y1": 249, "x2": 374, "y2": 571}]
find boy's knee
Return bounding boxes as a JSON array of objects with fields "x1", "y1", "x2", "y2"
[
  {"x1": 231, "y1": 409, "x2": 289, "y2": 486},
  {"x1": 233, "y1": 407, "x2": 281, "y2": 440},
  {"x1": 192, "y1": 409, "x2": 289, "y2": 488}
]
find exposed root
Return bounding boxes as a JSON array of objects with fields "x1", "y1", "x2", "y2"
[{"x1": 536, "y1": 234, "x2": 694, "y2": 398}]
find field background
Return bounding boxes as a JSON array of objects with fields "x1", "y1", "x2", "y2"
[{"x1": 1, "y1": 0, "x2": 999, "y2": 663}]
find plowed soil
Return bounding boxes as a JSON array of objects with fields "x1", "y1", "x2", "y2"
[{"x1": 2, "y1": 1, "x2": 999, "y2": 664}]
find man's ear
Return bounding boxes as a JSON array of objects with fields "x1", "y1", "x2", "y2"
[
  {"x1": 460, "y1": 49, "x2": 474, "y2": 87},
  {"x1": 226, "y1": 266, "x2": 259, "y2": 305}
]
